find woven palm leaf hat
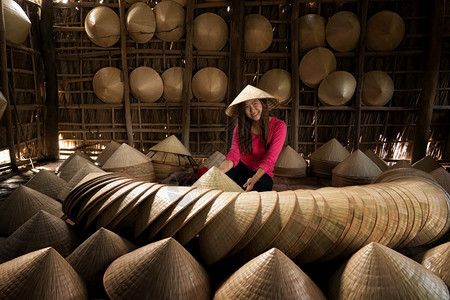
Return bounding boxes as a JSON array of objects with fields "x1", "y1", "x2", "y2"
[
  {"x1": 366, "y1": 11, "x2": 405, "y2": 51},
  {"x1": 274, "y1": 145, "x2": 307, "y2": 178},
  {"x1": 318, "y1": 71, "x2": 357, "y2": 106},
  {"x1": 93, "y1": 67, "x2": 124, "y2": 104},
  {"x1": 0, "y1": 210, "x2": 79, "y2": 263},
  {"x1": 154, "y1": 1, "x2": 185, "y2": 42},
  {"x1": 416, "y1": 241, "x2": 450, "y2": 287},
  {"x1": 58, "y1": 154, "x2": 96, "y2": 182},
  {"x1": 430, "y1": 167, "x2": 450, "y2": 193},
  {"x1": 57, "y1": 164, "x2": 105, "y2": 202},
  {"x1": 215, "y1": 248, "x2": 326, "y2": 300},
  {"x1": 326, "y1": 11, "x2": 360, "y2": 52},
  {"x1": 298, "y1": 14, "x2": 326, "y2": 53},
  {"x1": 257, "y1": 69, "x2": 292, "y2": 105},
  {"x1": 56, "y1": 149, "x2": 92, "y2": 173},
  {"x1": 245, "y1": 14, "x2": 273, "y2": 53},
  {"x1": 193, "y1": 12, "x2": 228, "y2": 51},
  {"x1": 200, "y1": 151, "x2": 225, "y2": 169},
  {"x1": 126, "y1": 2, "x2": 156, "y2": 43},
  {"x1": 129, "y1": 66, "x2": 163, "y2": 103},
  {"x1": 362, "y1": 70, "x2": 394, "y2": 106},
  {"x1": 104, "y1": 238, "x2": 210, "y2": 300},
  {"x1": 310, "y1": 138, "x2": 350, "y2": 178},
  {"x1": 0, "y1": 247, "x2": 88, "y2": 299},
  {"x1": 193, "y1": 166, "x2": 244, "y2": 192},
  {"x1": 364, "y1": 149, "x2": 389, "y2": 171},
  {"x1": 25, "y1": 169, "x2": 66, "y2": 200},
  {"x1": 328, "y1": 242, "x2": 449, "y2": 300},
  {"x1": 85, "y1": 6, "x2": 120, "y2": 47},
  {"x1": 299, "y1": 47, "x2": 336, "y2": 88},
  {"x1": 0, "y1": 185, "x2": 63, "y2": 234},
  {"x1": 332, "y1": 149, "x2": 382, "y2": 186},
  {"x1": 192, "y1": 67, "x2": 228, "y2": 102},
  {"x1": 161, "y1": 67, "x2": 190, "y2": 102},
  {"x1": 225, "y1": 84, "x2": 280, "y2": 117},
  {"x1": 3, "y1": 0, "x2": 31, "y2": 45},
  {"x1": 0, "y1": 91, "x2": 6, "y2": 119},
  {"x1": 96, "y1": 140, "x2": 121, "y2": 166},
  {"x1": 412, "y1": 155, "x2": 442, "y2": 173}
]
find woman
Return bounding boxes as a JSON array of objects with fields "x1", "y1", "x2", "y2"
[{"x1": 219, "y1": 85, "x2": 287, "y2": 192}]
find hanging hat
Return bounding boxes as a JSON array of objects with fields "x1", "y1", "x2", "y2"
[
  {"x1": 192, "y1": 67, "x2": 228, "y2": 102},
  {"x1": 193, "y1": 13, "x2": 228, "y2": 51},
  {"x1": 364, "y1": 149, "x2": 388, "y2": 171},
  {"x1": 104, "y1": 238, "x2": 210, "y2": 300},
  {"x1": 362, "y1": 70, "x2": 394, "y2": 106},
  {"x1": 299, "y1": 47, "x2": 336, "y2": 88},
  {"x1": 332, "y1": 150, "x2": 382, "y2": 186},
  {"x1": 215, "y1": 248, "x2": 326, "y2": 300},
  {"x1": 93, "y1": 67, "x2": 124, "y2": 104},
  {"x1": 274, "y1": 145, "x2": 307, "y2": 178},
  {"x1": 298, "y1": 14, "x2": 326, "y2": 53},
  {"x1": 57, "y1": 164, "x2": 105, "y2": 202},
  {"x1": 417, "y1": 241, "x2": 450, "y2": 288},
  {"x1": 129, "y1": 66, "x2": 163, "y2": 103},
  {"x1": 161, "y1": 67, "x2": 188, "y2": 102},
  {"x1": 412, "y1": 156, "x2": 442, "y2": 173},
  {"x1": 329, "y1": 242, "x2": 449, "y2": 299},
  {"x1": 318, "y1": 71, "x2": 357, "y2": 106},
  {"x1": 225, "y1": 84, "x2": 279, "y2": 117},
  {"x1": 149, "y1": 135, "x2": 192, "y2": 156},
  {"x1": 58, "y1": 154, "x2": 95, "y2": 182},
  {"x1": 25, "y1": 169, "x2": 67, "y2": 200},
  {"x1": 126, "y1": 2, "x2": 156, "y2": 43},
  {"x1": 0, "y1": 185, "x2": 63, "y2": 234},
  {"x1": 85, "y1": 6, "x2": 120, "y2": 47},
  {"x1": 193, "y1": 166, "x2": 244, "y2": 192},
  {"x1": 257, "y1": 69, "x2": 292, "y2": 105},
  {"x1": 96, "y1": 140, "x2": 121, "y2": 166},
  {"x1": 430, "y1": 167, "x2": 450, "y2": 193},
  {"x1": 199, "y1": 151, "x2": 225, "y2": 169},
  {"x1": 0, "y1": 210, "x2": 79, "y2": 263},
  {"x1": 154, "y1": 1, "x2": 185, "y2": 42},
  {"x1": 0, "y1": 91, "x2": 7, "y2": 119},
  {"x1": 366, "y1": 11, "x2": 405, "y2": 51},
  {"x1": 3, "y1": 0, "x2": 31, "y2": 45},
  {"x1": 245, "y1": 14, "x2": 273, "y2": 53},
  {"x1": 0, "y1": 247, "x2": 88, "y2": 299},
  {"x1": 326, "y1": 11, "x2": 361, "y2": 52}
]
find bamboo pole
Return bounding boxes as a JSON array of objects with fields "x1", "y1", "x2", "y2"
[
  {"x1": 412, "y1": 0, "x2": 445, "y2": 163},
  {"x1": 182, "y1": 0, "x2": 194, "y2": 150},
  {"x1": 229, "y1": 0, "x2": 245, "y2": 100},
  {"x1": 0, "y1": 0, "x2": 18, "y2": 170},
  {"x1": 290, "y1": 0, "x2": 299, "y2": 151}
]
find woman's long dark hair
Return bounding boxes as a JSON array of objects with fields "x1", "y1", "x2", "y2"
[{"x1": 238, "y1": 99, "x2": 270, "y2": 154}]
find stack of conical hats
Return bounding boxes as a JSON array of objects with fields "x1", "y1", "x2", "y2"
[
  {"x1": 103, "y1": 238, "x2": 210, "y2": 299},
  {"x1": 193, "y1": 166, "x2": 243, "y2": 192},
  {"x1": 364, "y1": 149, "x2": 388, "y2": 171},
  {"x1": 102, "y1": 143, "x2": 155, "y2": 182},
  {"x1": 58, "y1": 152, "x2": 95, "y2": 182},
  {"x1": 244, "y1": 14, "x2": 273, "y2": 53},
  {"x1": 126, "y1": 2, "x2": 156, "y2": 43},
  {"x1": 298, "y1": 14, "x2": 326, "y2": 53},
  {"x1": 56, "y1": 150, "x2": 92, "y2": 172},
  {"x1": 199, "y1": 151, "x2": 225, "y2": 169},
  {"x1": 84, "y1": 6, "x2": 120, "y2": 47},
  {"x1": 95, "y1": 140, "x2": 121, "y2": 166},
  {"x1": 274, "y1": 145, "x2": 307, "y2": 178},
  {"x1": 430, "y1": 167, "x2": 450, "y2": 193},
  {"x1": 154, "y1": 1, "x2": 185, "y2": 42},
  {"x1": 310, "y1": 138, "x2": 350, "y2": 178},
  {"x1": 372, "y1": 167, "x2": 436, "y2": 184},
  {"x1": 328, "y1": 242, "x2": 449, "y2": 299},
  {"x1": 0, "y1": 247, "x2": 88, "y2": 299},
  {"x1": 57, "y1": 164, "x2": 105, "y2": 202},
  {"x1": 25, "y1": 169, "x2": 66, "y2": 200},
  {"x1": 332, "y1": 150, "x2": 382, "y2": 186},
  {"x1": 147, "y1": 135, "x2": 195, "y2": 181},
  {"x1": 215, "y1": 248, "x2": 326, "y2": 299},
  {"x1": 415, "y1": 241, "x2": 450, "y2": 288}
]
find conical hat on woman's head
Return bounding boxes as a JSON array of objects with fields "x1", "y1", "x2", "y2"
[
  {"x1": 362, "y1": 70, "x2": 394, "y2": 106},
  {"x1": 326, "y1": 11, "x2": 360, "y2": 52},
  {"x1": 257, "y1": 69, "x2": 291, "y2": 105},
  {"x1": 225, "y1": 85, "x2": 279, "y2": 117},
  {"x1": 366, "y1": 11, "x2": 405, "y2": 51},
  {"x1": 298, "y1": 14, "x2": 326, "y2": 53},
  {"x1": 93, "y1": 67, "x2": 124, "y2": 104},
  {"x1": 85, "y1": 6, "x2": 120, "y2": 47},
  {"x1": 126, "y1": 2, "x2": 156, "y2": 43},
  {"x1": 299, "y1": 47, "x2": 336, "y2": 88},
  {"x1": 244, "y1": 14, "x2": 273, "y2": 53},
  {"x1": 193, "y1": 12, "x2": 228, "y2": 51},
  {"x1": 318, "y1": 71, "x2": 357, "y2": 106},
  {"x1": 129, "y1": 66, "x2": 163, "y2": 103}
]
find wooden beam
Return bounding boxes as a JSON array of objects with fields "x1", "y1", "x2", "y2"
[
  {"x1": 412, "y1": 0, "x2": 445, "y2": 163},
  {"x1": 290, "y1": 0, "x2": 299, "y2": 151},
  {"x1": 229, "y1": 0, "x2": 245, "y2": 99},
  {"x1": 182, "y1": 0, "x2": 194, "y2": 150}
]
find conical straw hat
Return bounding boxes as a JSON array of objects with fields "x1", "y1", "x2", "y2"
[
  {"x1": 0, "y1": 185, "x2": 63, "y2": 234},
  {"x1": 129, "y1": 66, "x2": 163, "y2": 103},
  {"x1": 58, "y1": 154, "x2": 95, "y2": 182},
  {"x1": 154, "y1": 1, "x2": 185, "y2": 42},
  {"x1": 193, "y1": 166, "x2": 244, "y2": 192},
  {"x1": 225, "y1": 84, "x2": 279, "y2": 117},
  {"x1": 318, "y1": 71, "x2": 357, "y2": 106},
  {"x1": 57, "y1": 164, "x2": 105, "y2": 202},
  {"x1": 326, "y1": 11, "x2": 360, "y2": 52},
  {"x1": 362, "y1": 70, "x2": 394, "y2": 106},
  {"x1": 193, "y1": 12, "x2": 228, "y2": 51},
  {"x1": 388, "y1": 159, "x2": 411, "y2": 169},
  {"x1": 161, "y1": 67, "x2": 189, "y2": 102},
  {"x1": 328, "y1": 242, "x2": 449, "y2": 300},
  {"x1": 103, "y1": 143, "x2": 151, "y2": 169},
  {"x1": 25, "y1": 169, "x2": 66, "y2": 200},
  {"x1": 96, "y1": 140, "x2": 121, "y2": 166},
  {"x1": 364, "y1": 149, "x2": 388, "y2": 171},
  {"x1": 311, "y1": 138, "x2": 350, "y2": 162},
  {"x1": 245, "y1": 14, "x2": 273, "y2": 53},
  {"x1": 198, "y1": 191, "x2": 260, "y2": 264},
  {"x1": 192, "y1": 67, "x2": 228, "y2": 102},
  {"x1": 298, "y1": 14, "x2": 326, "y2": 53},
  {"x1": 56, "y1": 150, "x2": 92, "y2": 173},
  {"x1": 299, "y1": 47, "x2": 336, "y2": 88},
  {"x1": 412, "y1": 155, "x2": 442, "y2": 173},
  {"x1": 126, "y1": 2, "x2": 156, "y2": 43},
  {"x1": 332, "y1": 149, "x2": 382, "y2": 179},
  {"x1": 3, "y1": 0, "x2": 31, "y2": 45},
  {"x1": 274, "y1": 145, "x2": 307, "y2": 178},
  {"x1": 372, "y1": 167, "x2": 435, "y2": 183},
  {"x1": 85, "y1": 6, "x2": 120, "y2": 47},
  {"x1": 0, "y1": 210, "x2": 79, "y2": 263},
  {"x1": 430, "y1": 167, "x2": 450, "y2": 193},
  {"x1": 67, "y1": 228, "x2": 136, "y2": 294},
  {"x1": 0, "y1": 91, "x2": 7, "y2": 118},
  {"x1": 103, "y1": 238, "x2": 210, "y2": 299},
  {"x1": 417, "y1": 241, "x2": 450, "y2": 287},
  {"x1": 366, "y1": 11, "x2": 405, "y2": 51},
  {"x1": 257, "y1": 69, "x2": 292, "y2": 105},
  {"x1": 149, "y1": 134, "x2": 192, "y2": 156},
  {"x1": 200, "y1": 151, "x2": 225, "y2": 169},
  {"x1": 215, "y1": 248, "x2": 326, "y2": 300},
  {"x1": 0, "y1": 247, "x2": 88, "y2": 299},
  {"x1": 93, "y1": 67, "x2": 124, "y2": 104}
]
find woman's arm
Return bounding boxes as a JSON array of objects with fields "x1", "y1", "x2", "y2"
[{"x1": 219, "y1": 159, "x2": 234, "y2": 173}]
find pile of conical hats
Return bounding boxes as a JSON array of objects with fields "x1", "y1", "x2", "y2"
[
  {"x1": 412, "y1": 155, "x2": 450, "y2": 193},
  {"x1": 332, "y1": 149, "x2": 382, "y2": 186},
  {"x1": 57, "y1": 150, "x2": 94, "y2": 182},
  {"x1": 95, "y1": 140, "x2": 121, "y2": 166},
  {"x1": 414, "y1": 241, "x2": 450, "y2": 288},
  {"x1": 310, "y1": 138, "x2": 350, "y2": 178},
  {"x1": 24, "y1": 169, "x2": 66, "y2": 200},
  {"x1": 274, "y1": 145, "x2": 307, "y2": 178}
]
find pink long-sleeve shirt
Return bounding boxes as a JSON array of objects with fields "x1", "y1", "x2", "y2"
[{"x1": 225, "y1": 117, "x2": 287, "y2": 178}]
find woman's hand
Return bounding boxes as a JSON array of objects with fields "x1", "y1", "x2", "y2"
[{"x1": 243, "y1": 175, "x2": 259, "y2": 192}]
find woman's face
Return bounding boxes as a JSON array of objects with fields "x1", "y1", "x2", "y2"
[{"x1": 244, "y1": 99, "x2": 263, "y2": 121}]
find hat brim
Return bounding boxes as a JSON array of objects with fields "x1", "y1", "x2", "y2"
[{"x1": 225, "y1": 85, "x2": 280, "y2": 117}]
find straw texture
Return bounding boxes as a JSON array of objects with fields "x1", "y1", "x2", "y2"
[
  {"x1": 299, "y1": 47, "x2": 336, "y2": 88},
  {"x1": 85, "y1": 6, "x2": 120, "y2": 47},
  {"x1": 298, "y1": 14, "x2": 326, "y2": 53},
  {"x1": 364, "y1": 149, "x2": 388, "y2": 171},
  {"x1": 0, "y1": 247, "x2": 88, "y2": 299},
  {"x1": 126, "y1": 2, "x2": 156, "y2": 43},
  {"x1": 193, "y1": 13, "x2": 228, "y2": 51},
  {"x1": 417, "y1": 241, "x2": 450, "y2": 288},
  {"x1": 149, "y1": 134, "x2": 192, "y2": 156},
  {"x1": 154, "y1": 1, "x2": 185, "y2": 41},
  {"x1": 25, "y1": 169, "x2": 66, "y2": 200},
  {"x1": 57, "y1": 150, "x2": 92, "y2": 173},
  {"x1": 129, "y1": 66, "x2": 163, "y2": 103},
  {"x1": 362, "y1": 70, "x2": 394, "y2": 106},
  {"x1": 244, "y1": 14, "x2": 273, "y2": 53},
  {"x1": 57, "y1": 164, "x2": 105, "y2": 202},
  {"x1": 332, "y1": 150, "x2": 382, "y2": 186},
  {"x1": 412, "y1": 155, "x2": 442, "y2": 173},
  {"x1": 225, "y1": 85, "x2": 279, "y2": 117},
  {"x1": 430, "y1": 167, "x2": 450, "y2": 193},
  {"x1": 274, "y1": 145, "x2": 307, "y2": 178},
  {"x1": 192, "y1": 67, "x2": 228, "y2": 102},
  {"x1": 318, "y1": 71, "x2": 357, "y2": 106},
  {"x1": 326, "y1": 11, "x2": 360, "y2": 52},
  {"x1": 366, "y1": 11, "x2": 405, "y2": 51},
  {"x1": 103, "y1": 238, "x2": 210, "y2": 300},
  {"x1": 310, "y1": 138, "x2": 350, "y2": 177},
  {"x1": 58, "y1": 154, "x2": 95, "y2": 182},
  {"x1": 193, "y1": 166, "x2": 244, "y2": 192},
  {"x1": 258, "y1": 69, "x2": 291, "y2": 105},
  {"x1": 200, "y1": 151, "x2": 225, "y2": 169},
  {"x1": 92, "y1": 67, "x2": 124, "y2": 104},
  {"x1": 161, "y1": 67, "x2": 188, "y2": 102},
  {"x1": 96, "y1": 141, "x2": 121, "y2": 166},
  {"x1": 3, "y1": 0, "x2": 31, "y2": 45}
]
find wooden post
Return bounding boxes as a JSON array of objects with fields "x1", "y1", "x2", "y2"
[
  {"x1": 119, "y1": 0, "x2": 134, "y2": 147},
  {"x1": 181, "y1": 0, "x2": 194, "y2": 150},
  {"x1": 412, "y1": 0, "x2": 445, "y2": 163},
  {"x1": 0, "y1": 0, "x2": 18, "y2": 170},
  {"x1": 290, "y1": 0, "x2": 299, "y2": 151},
  {"x1": 229, "y1": 0, "x2": 245, "y2": 99}
]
